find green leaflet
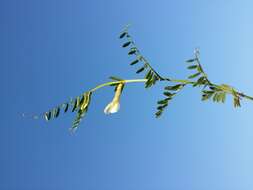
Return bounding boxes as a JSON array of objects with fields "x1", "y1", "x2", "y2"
[
  {"x1": 211, "y1": 92, "x2": 226, "y2": 103},
  {"x1": 145, "y1": 70, "x2": 152, "y2": 79},
  {"x1": 193, "y1": 76, "x2": 207, "y2": 87},
  {"x1": 220, "y1": 84, "x2": 232, "y2": 91},
  {"x1": 122, "y1": 41, "x2": 131, "y2": 48},
  {"x1": 163, "y1": 92, "x2": 175, "y2": 97},
  {"x1": 202, "y1": 94, "x2": 211, "y2": 101},
  {"x1": 130, "y1": 59, "x2": 139, "y2": 65},
  {"x1": 157, "y1": 99, "x2": 169, "y2": 104},
  {"x1": 221, "y1": 93, "x2": 226, "y2": 103},
  {"x1": 44, "y1": 111, "x2": 51, "y2": 121},
  {"x1": 202, "y1": 85, "x2": 229, "y2": 104},
  {"x1": 145, "y1": 78, "x2": 154, "y2": 88},
  {"x1": 109, "y1": 76, "x2": 123, "y2": 81},
  {"x1": 79, "y1": 95, "x2": 85, "y2": 106},
  {"x1": 157, "y1": 104, "x2": 168, "y2": 110},
  {"x1": 212, "y1": 92, "x2": 219, "y2": 102},
  {"x1": 119, "y1": 32, "x2": 127, "y2": 39},
  {"x1": 233, "y1": 97, "x2": 241, "y2": 107},
  {"x1": 43, "y1": 103, "x2": 65, "y2": 121},
  {"x1": 201, "y1": 90, "x2": 215, "y2": 101},
  {"x1": 187, "y1": 65, "x2": 198, "y2": 69},
  {"x1": 54, "y1": 107, "x2": 60, "y2": 118},
  {"x1": 136, "y1": 67, "x2": 145, "y2": 74},
  {"x1": 81, "y1": 92, "x2": 92, "y2": 111},
  {"x1": 156, "y1": 82, "x2": 185, "y2": 118},
  {"x1": 164, "y1": 84, "x2": 183, "y2": 91},
  {"x1": 128, "y1": 48, "x2": 137, "y2": 55},
  {"x1": 155, "y1": 98, "x2": 169, "y2": 118},
  {"x1": 145, "y1": 70, "x2": 154, "y2": 88},
  {"x1": 45, "y1": 92, "x2": 87, "y2": 130},
  {"x1": 120, "y1": 27, "x2": 163, "y2": 87},
  {"x1": 71, "y1": 96, "x2": 80, "y2": 112},
  {"x1": 231, "y1": 89, "x2": 241, "y2": 107},
  {"x1": 155, "y1": 110, "x2": 163, "y2": 118},
  {"x1": 196, "y1": 76, "x2": 206, "y2": 84},
  {"x1": 188, "y1": 72, "x2": 201, "y2": 79},
  {"x1": 71, "y1": 92, "x2": 92, "y2": 131},
  {"x1": 152, "y1": 75, "x2": 159, "y2": 85},
  {"x1": 64, "y1": 103, "x2": 69, "y2": 113},
  {"x1": 197, "y1": 64, "x2": 204, "y2": 73},
  {"x1": 186, "y1": 58, "x2": 196, "y2": 63}
]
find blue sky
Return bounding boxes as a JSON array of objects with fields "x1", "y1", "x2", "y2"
[{"x1": 1, "y1": 0, "x2": 253, "y2": 189}]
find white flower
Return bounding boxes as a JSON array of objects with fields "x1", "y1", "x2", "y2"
[
  {"x1": 104, "y1": 83, "x2": 124, "y2": 114},
  {"x1": 104, "y1": 101, "x2": 120, "y2": 114}
]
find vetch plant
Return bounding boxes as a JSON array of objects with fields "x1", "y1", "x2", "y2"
[{"x1": 29, "y1": 26, "x2": 253, "y2": 132}]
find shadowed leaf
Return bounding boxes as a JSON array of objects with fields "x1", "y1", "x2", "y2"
[{"x1": 122, "y1": 41, "x2": 131, "y2": 48}]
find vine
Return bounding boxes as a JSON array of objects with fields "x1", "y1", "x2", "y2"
[{"x1": 29, "y1": 26, "x2": 253, "y2": 132}]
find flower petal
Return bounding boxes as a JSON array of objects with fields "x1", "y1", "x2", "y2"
[
  {"x1": 104, "y1": 102, "x2": 120, "y2": 114},
  {"x1": 109, "y1": 103, "x2": 120, "y2": 114},
  {"x1": 104, "y1": 102, "x2": 113, "y2": 114}
]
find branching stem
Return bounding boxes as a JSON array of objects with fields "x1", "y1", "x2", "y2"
[
  {"x1": 89, "y1": 78, "x2": 198, "y2": 93},
  {"x1": 89, "y1": 78, "x2": 253, "y2": 102}
]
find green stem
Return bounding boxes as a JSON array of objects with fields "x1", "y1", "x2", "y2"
[
  {"x1": 238, "y1": 93, "x2": 253, "y2": 101},
  {"x1": 89, "y1": 78, "x2": 197, "y2": 93},
  {"x1": 89, "y1": 79, "x2": 148, "y2": 92},
  {"x1": 211, "y1": 84, "x2": 253, "y2": 101},
  {"x1": 166, "y1": 78, "x2": 195, "y2": 84},
  {"x1": 36, "y1": 77, "x2": 253, "y2": 121},
  {"x1": 88, "y1": 78, "x2": 253, "y2": 102}
]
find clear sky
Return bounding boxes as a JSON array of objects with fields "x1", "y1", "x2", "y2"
[{"x1": 1, "y1": 0, "x2": 253, "y2": 189}]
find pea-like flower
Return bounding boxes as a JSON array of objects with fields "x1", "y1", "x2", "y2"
[{"x1": 104, "y1": 83, "x2": 124, "y2": 114}]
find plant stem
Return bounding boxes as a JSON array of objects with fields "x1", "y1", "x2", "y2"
[
  {"x1": 166, "y1": 78, "x2": 195, "y2": 84},
  {"x1": 238, "y1": 93, "x2": 253, "y2": 101},
  {"x1": 88, "y1": 77, "x2": 253, "y2": 102},
  {"x1": 89, "y1": 79, "x2": 148, "y2": 92},
  {"x1": 89, "y1": 78, "x2": 197, "y2": 93}
]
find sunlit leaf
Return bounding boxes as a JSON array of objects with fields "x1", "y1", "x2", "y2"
[
  {"x1": 44, "y1": 112, "x2": 51, "y2": 121},
  {"x1": 188, "y1": 72, "x2": 201, "y2": 79}
]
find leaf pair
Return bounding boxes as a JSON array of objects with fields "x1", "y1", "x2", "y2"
[
  {"x1": 44, "y1": 91, "x2": 93, "y2": 131},
  {"x1": 202, "y1": 85, "x2": 241, "y2": 107},
  {"x1": 71, "y1": 91, "x2": 92, "y2": 131},
  {"x1": 186, "y1": 53, "x2": 210, "y2": 88},
  {"x1": 44, "y1": 103, "x2": 68, "y2": 121},
  {"x1": 119, "y1": 29, "x2": 163, "y2": 88},
  {"x1": 202, "y1": 86, "x2": 226, "y2": 103},
  {"x1": 144, "y1": 69, "x2": 159, "y2": 88},
  {"x1": 186, "y1": 59, "x2": 202, "y2": 80},
  {"x1": 231, "y1": 89, "x2": 241, "y2": 108}
]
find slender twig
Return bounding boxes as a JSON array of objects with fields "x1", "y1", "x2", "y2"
[{"x1": 90, "y1": 79, "x2": 147, "y2": 92}]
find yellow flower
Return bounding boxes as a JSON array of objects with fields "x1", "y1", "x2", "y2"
[{"x1": 104, "y1": 83, "x2": 124, "y2": 114}]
